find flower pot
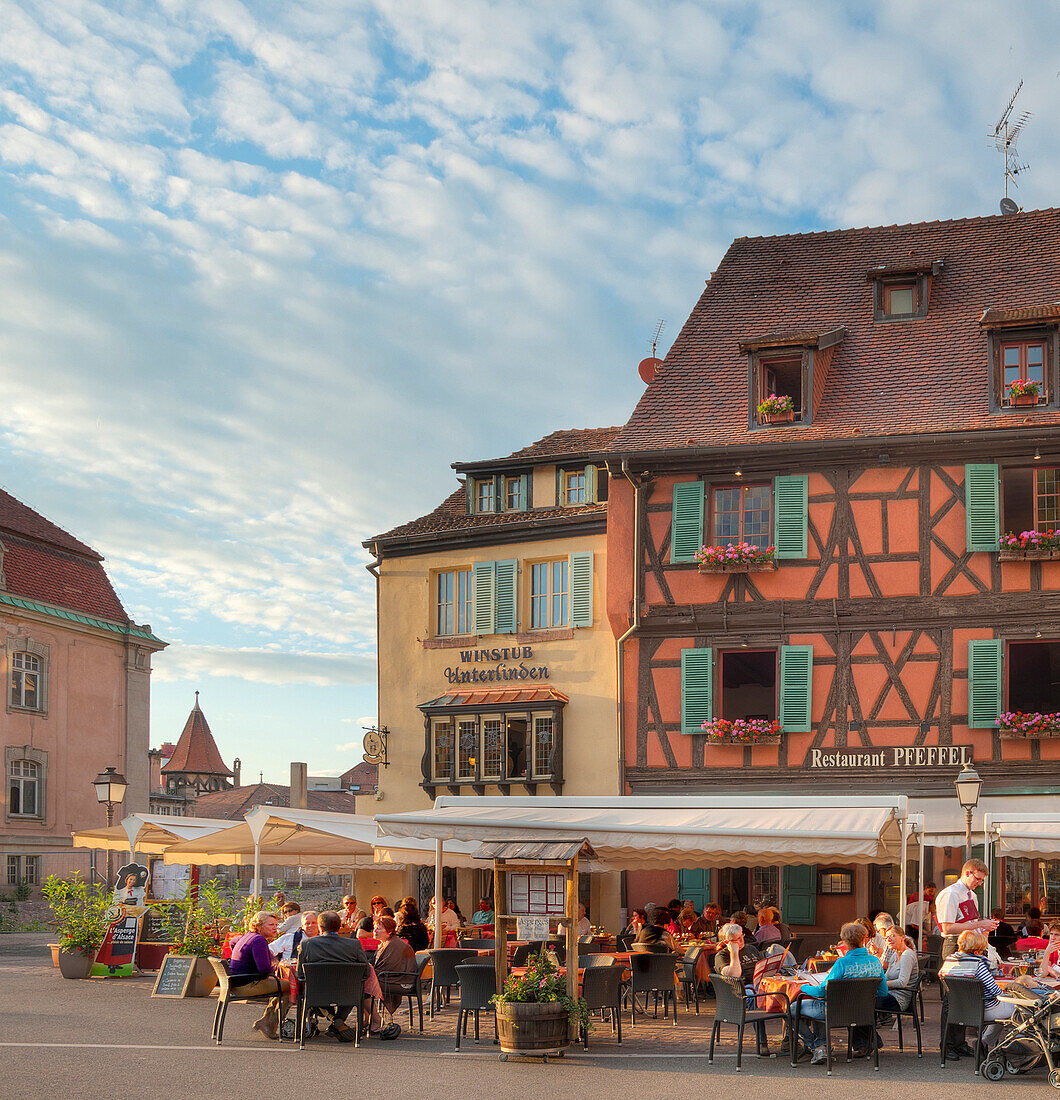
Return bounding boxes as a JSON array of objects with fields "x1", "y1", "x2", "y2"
[
  {"x1": 761, "y1": 410, "x2": 794, "y2": 424},
  {"x1": 495, "y1": 1001, "x2": 571, "y2": 1056},
  {"x1": 49, "y1": 943, "x2": 60, "y2": 968},
  {"x1": 708, "y1": 734, "x2": 782, "y2": 745},
  {"x1": 184, "y1": 956, "x2": 220, "y2": 997},
  {"x1": 1012, "y1": 393, "x2": 1039, "y2": 407},
  {"x1": 58, "y1": 947, "x2": 98, "y2": 979}
]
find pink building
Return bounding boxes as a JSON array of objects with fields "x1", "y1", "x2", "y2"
[{"x1": 0, "y1": 488, "x2": 165, "y2": 888}]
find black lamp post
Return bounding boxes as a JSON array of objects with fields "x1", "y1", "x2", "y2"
[
  {"x1": 93, "y1": 766, "x2": 127, "y2": 887},
  {"x1": 954, "y1": 762, "x2": 983, "y2": 864}
]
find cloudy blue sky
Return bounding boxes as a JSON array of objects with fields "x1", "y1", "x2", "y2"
[{"x1": 1, "y1": 0, "x2": 1057, "y2": 784}]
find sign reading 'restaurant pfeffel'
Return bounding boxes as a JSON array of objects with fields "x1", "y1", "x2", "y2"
[
  {"x1": 810, "y1": 745, "x2": 973, "y2": 768},
  {"x1": 443, "y1": 644, "x2": 550, "y2": 684}
]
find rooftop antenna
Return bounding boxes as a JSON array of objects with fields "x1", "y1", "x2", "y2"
[
  {"x1": 992, "y1": 79, "x2": 1031, "y2": 212},
  {"x1": 650, "y1": 319, "x2": 666, "y2": 358}
]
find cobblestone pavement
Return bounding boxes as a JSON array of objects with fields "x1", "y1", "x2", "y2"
[{"x1": 0, "y1": 932, "x2": 1039, "y2": 1097}]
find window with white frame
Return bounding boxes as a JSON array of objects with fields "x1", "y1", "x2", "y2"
[
  {"x1": 532, "y1": 716, "x2": 554, "y2": 779},
  {"x1": 432, "y1": 720, "x2": 454, "y2": 781},
  {"x1": 562, "y1": 470, "x2": 586, "y2": 505},
  {"x1": 457, "y1": 719, "x2": 477, "y2": 780},
  {"x1": 505, "y1": 476, "x2": 524, "y2": 511},
  {"x1": 9, "y1": 652, "x2": 42, "y2": 710},
  {"x1": 436, "y1": 569, "x2": 472, "y2": 636},
  {"x1": 6, "y1": 856, "x2": 18, "y2": 886},
  {"x1": 6, "y1": 854, "x2": 37, "y2": 885},
  {"x1": 481, "y1": 718, "x2": 504, "y2": 780},
  {"x1": 530, "y1": 560, "x2": 569, "y2": 629},
  {"x1": 9, "y1": 759, "x2": 40, "y2": 817},
  {"x1": 476, "y1": 479, "x2": 496, "y2": 513}
]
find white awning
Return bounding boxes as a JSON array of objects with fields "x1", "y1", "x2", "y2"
[
  {"x1": 375, "y1": 794, "x2": 909, "y2": 869},
  {"x1": 985, "y1": 812, "x2": 1060, "y2": 860},
  {"x1": 162, "y1": 805, "x2": 480, "y2": 871},
  {"x1": 71, "y1": 813, "x2": 234, "y2": 855},
  {"x1": 909, "y1": 795, "x2": 1060, "y2": 849}
]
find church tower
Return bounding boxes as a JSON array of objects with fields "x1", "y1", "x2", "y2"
[{"x1": 161, "y1": 692, "x2": 234, "y2": 796}]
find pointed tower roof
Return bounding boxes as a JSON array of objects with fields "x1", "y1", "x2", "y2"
[{"x1": 162, "y1": 693, "x2": 234, "y2": 777}]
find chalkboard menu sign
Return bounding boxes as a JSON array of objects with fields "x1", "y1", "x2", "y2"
[
  {"x1": 151, "y1": 954, "x2": 196, "y2": 998},
  {"x1": 141, "y1": 904, "x2": 183, "y2": 943}
]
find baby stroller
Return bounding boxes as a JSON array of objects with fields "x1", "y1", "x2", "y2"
[{"x1": 981, "y1": 987, "x2": 1060, "y2": 1086}]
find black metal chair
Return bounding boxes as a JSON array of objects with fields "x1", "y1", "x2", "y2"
[
  {"x1": 376, "y1": 965, "x2": 420, "y2": 1034},
  {"x1": 939, "y1": 976, "x2": 986, "y2": 1074},
  {"x1": 578, "y1": 934, "x2": 595, "y2": 945},
  {"x1": 790, "y1": 976, "x2": 881, "y2": 1076},
  {"x1": 922, "y1": 934, "x2": 943, "y2": 983},
  {"x1": 454, "y1": 963, "x2": 497, "y2": 1049},
  {"x1": 428, "y1": 949, "x2": 477, "y2": 1018},
  {"x1": 677, "y1": 946, "x2": 704, "y2": 1014},
  {"x1": 616, "y1": 932, "x2": 635, "y2": 951},
  {"x1": 209, "y1": 957, "x2": 283, "y2": 1045},
  {"x1": 297, "y1": 961, "x2": 367, "y2": 1049},
  {"x1": 581, "y1": 963, "x2": 624, "y2": 1049},
  {"x1": 878, "y1": 972, "x2": 925, "y2": 1057},
  {"x1": 460, "y1": 939, "x2": 495, "y2": 950},
  {"x1": 585, "y1": 954, "x2": 618, "y2": 968},
  {"x1": 511, "y1": 943, "x2": 534, "y2": 967},
  {"x1": 629, "y1": 951, "x2": 679, "y2": 1026},
  {"x1": 786, "y1": 937, "x2": 804, "y2": 962},
  {"x1": 578, "y1": 947, "x2": 607, "y2": 961},
  {"x1": 708, "y1": 973, "x2": 789, "y2": 1071}
]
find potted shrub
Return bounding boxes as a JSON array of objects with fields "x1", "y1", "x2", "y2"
[
  {"x1": 42, "y1": 874, "x2": 110, "y2": 979},
  {"x1": 1007, "y1": 379, "x2": 1041, "y2": 407},
  {"x1": 492, "y1": 947, "x2": 588, "y2": 1059},
  {"x1": 756, "y1": 393, "x2": 795, "y2": 423},
  {"x1": 695, "y1": 542, "x2": 777, "y2": 573},
  {"x1": 166, "y1": 879, "x2": 235, "y2": 996}
]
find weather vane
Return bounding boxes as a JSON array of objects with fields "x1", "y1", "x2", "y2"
[{"x1": 992, "y1": 79, "x2": 1030, "y2": 213}]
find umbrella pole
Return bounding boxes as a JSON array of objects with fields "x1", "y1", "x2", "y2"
[
  {"x1": 433, "y1": 840, "x2": 443, "y2": 950},
  {"x1": 252, "y1": 839, "x2": 261, "y2": 899}
]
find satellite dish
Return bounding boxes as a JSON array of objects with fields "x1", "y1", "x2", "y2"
[
  {"x1": 1000, "y1": 196, "x2": 1020, "y2": 216},
  {"x1": 638, "y1": 357, "x2": 662, "y2": 384}
]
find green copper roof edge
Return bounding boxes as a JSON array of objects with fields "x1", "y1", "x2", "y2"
[{"x1": 0, "y1": 591, "x2": 165, "y2": 643}]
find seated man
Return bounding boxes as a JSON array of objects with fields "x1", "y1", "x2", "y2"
[
  {"x1": 269, "y1": 909, "x2": 319, "y2": 962},
  {"x1": 796, "y1": 921, "x2": 886, "y2": 1065},
  {"x1": 633, "y1": 906, "x2": 675, "y2": 953},
  {"x1": 559, "y1": 903, "x2": 591, "y2": 938},
  {"x1": 276, "y1": 901, "x2": 302, "y2": 936},
  {"x1": 1015, "y1": 919, "x2": 1048, "y2": 953},
  {"x1": 471, "y1": 897, "x2": 495, "y2": 926},
  {"x1": 296, "y1": 910, "x2": 372, "y2": 1042}
]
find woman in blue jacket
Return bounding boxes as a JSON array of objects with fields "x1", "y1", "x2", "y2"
[{"x1": 797, "y1": 921, "x2": 887, "y2": 1064}]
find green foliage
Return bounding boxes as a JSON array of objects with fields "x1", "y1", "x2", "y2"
[
  {"x1": 14, "y1": 880, "x2": 31, "y2": 901},
  {"x1": 491, "y1": 946, "x2": 590, "y2": 1031},
  {"x1": 171, "y1": 878, "x2": 241, "y2": 958},
  {"x1": 41, "y1": 874, "x2": 111, "y2": 953}
]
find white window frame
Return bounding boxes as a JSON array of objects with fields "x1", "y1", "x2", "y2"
[
  {"x1": 530, "y1": 559, "x2": 569, "y2": 629},
  {"x1": 7, "y1": 639, "x2": 49, "y2": 716},
  {"x1": 8, "y1": 759, "x2": 41, "y2": 818},
  {"x1": 436, "y1": 568, "x2": 472, "y2": 636},
  {"x1": 505, "y1": 476, "x2": 523, "y2": 511},
  {"x1": 563, "y1": 470, "x2": 586, "y2": 505},
  {"x1": 475, "y1": 478, "x2": 496, "y2": 513}
]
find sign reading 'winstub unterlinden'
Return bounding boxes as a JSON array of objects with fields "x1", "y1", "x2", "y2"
[
  {"x1": 809, "y1": 745, "x2": 972, "y2": 769},
  {"x1": 443, "y1": 644, "x2": 550, "y2": 685}
]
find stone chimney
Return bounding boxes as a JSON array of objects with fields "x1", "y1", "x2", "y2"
[
  {"x1": 290, "y1": 762, "x2": 308, "y2": 809},
  {"x1": 148, "y1": 748, "x2": 163, "y2": 793},
  {"x1": 232, "y1": 757, "x2": 241, "y2": 788}
]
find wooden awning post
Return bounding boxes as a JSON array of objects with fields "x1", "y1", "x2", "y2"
[
  {"x1": 494, "y1": 857, "x2": 507, "y2": 996},
  {"x1": 566, "y1": 851, "x2": 578, "y2": 1003}
]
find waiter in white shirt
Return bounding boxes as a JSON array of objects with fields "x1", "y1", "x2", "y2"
[{"x1": 935, "y1": 858, "x2": 997, "y2": 1059}]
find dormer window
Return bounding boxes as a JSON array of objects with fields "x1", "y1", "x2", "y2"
[
  {"x1": 979, "y1": 307, "x2": 1060, "y2": 413},
  {"x1": 759, "y1": 357, "x2": 803, "y2": 422},
  {"x1": 468, "y1": 472, "x2": 530, "y2": 514},
  {"x1": 1001, "y1": 339, "x2": 1046, "y2": 405},
  {"x1": 867, "y1": 260, "x2": 938, "y2": 322},
  {"x1": 883, "y1": 280, "x2": 917, "y2": 317},
  {"x1": 476, "y1": 479, "x2": 496, "y2": 513},
  {"x1": 505, "y1": 476, "x2": 524, "y2": 511}
]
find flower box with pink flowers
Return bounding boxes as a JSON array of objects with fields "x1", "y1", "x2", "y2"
[
  {"x1": 998, "y1": 530, "x2": 1060, "y2": 561},
  {"x1": 701, "y1": 718, "x2": 783, "y2": 744},
  {"x1": 997, "y1": 711, "x2": 1060, "y2": 739},
  {"x1": 695, "y1": 542, "x2": 777, "y2": 573}
]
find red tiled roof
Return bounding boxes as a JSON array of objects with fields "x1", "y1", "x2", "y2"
[
  {"x1": 193, "y1": 783, "x2": 358, "y2": 820},
  {"x1": 419, "y1": 687, "x2": 569, "y2": 708},
  {"x1": 497, "y1": 426, "x2": 622, "y2": 464},
  {"x1": 339, "y1": 762, "x2": 378, "y2": 790},
  {"x1": 1, "y1": 533, "x2": 129, "y2": 623},
  {"x1": 0, "y1": 488, "x2": 100, "y2": 558},
  {"x1": 162, "y1": 697, "x2": 233, "y2": 777},
  {"x1": 979, "y1": 302, "x2": 1060, "y2": 327},
  {"x1": 612, "y1": 208, "x2": 1060, "y2": 452}
]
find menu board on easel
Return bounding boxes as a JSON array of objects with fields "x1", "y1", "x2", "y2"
[{"x1": 151, "y1": 954, "x2": 196, "y2": 997}]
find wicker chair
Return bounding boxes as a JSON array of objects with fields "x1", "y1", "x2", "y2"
[
  {"x1": 209, "y1": 957, "x2": 283, "y2": 1046},
  {"x1": 580, "y1": 963, "x2": 624, "y2": 1049},
  {"x1": 629, "y1": 951, "x2": 679, "y2": 1026},
  {"x1": 790, "y1": 976, "x2": 882, "y2": 1076},
  {"x1": 676, "y1": 945, "x2": 705, "y2": 1014},
  {"x1": 297, "y1": 961, "x2": 367, "y2": 1050},
  {"x1": 879, "y1": 971, "x2": 925, "y2": 1057},
  {"x1": 708, "y1": 973, "x2": 789, "y2": 1071},
  {"x1": 428, "y1": 949, "x2": 477, "y2": 1018},
  {"x1": 939, "y1": 976, "x2": 986, "y2": 1074},
  {"x1": 453, "y1": 963, "x2": 498, "y2": 1049}
]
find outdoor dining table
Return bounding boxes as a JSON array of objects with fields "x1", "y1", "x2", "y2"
[{"x1": 276, "y1": 958, "x2": 385, "y2": 1004}]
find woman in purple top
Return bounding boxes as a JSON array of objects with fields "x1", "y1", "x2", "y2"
[{"x1": 228, "y1": 911, "x2": 291, "y2": 1040}]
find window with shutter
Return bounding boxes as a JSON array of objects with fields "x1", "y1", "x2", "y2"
[
  {"x1": 472, "y1": 562, "x2": 496, "y2": 635},
  {"x1": 570, "y1": 551, "x2": 593, "y2": 628},
  {"x1": 965, "y1": 463, "x2": 1000, "y2": 551},
  {"x1": 773, "y1": 475, "x2": 808, "y2": 558},
  {"x1": 670, "y1": 481, "x2": 704, "y2": 562},
  {"x1": 779, "y1": 645, "x2": 813, "y2": 733},
  {"x1": 968, "y1": 639, "x2": 1003, "y2": 729},
  {"x1": 680, "y1": 647, "x2": 713, "y2": 734},
  {"x1": 494, "y1": 560, "x2": 517, "y2": 633}
]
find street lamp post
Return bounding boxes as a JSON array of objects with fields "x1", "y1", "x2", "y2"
[
  {"x1": 93, "y1": 766, "x2": 128, "y2": 888},
  {"x1": 954, "y1": 762, "x2": 983, "y2": 865}
]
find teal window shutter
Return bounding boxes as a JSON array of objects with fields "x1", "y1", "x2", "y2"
[
  {"x1": 472, "y1": 562, "x2": 495, "y2": 635},
  {"x1": 680, "y1": 647, "x2": 713, "y2": 733},
  {"x1": 782, "y1": 865, "x2": 817, "y2": 925},
  {"x1": 779, "y1": 645, "x2": 814, "y2": 733},
  {"x1": 466, "y1": 478, "x2": 475, "y2": 515},
  {"x1": 584, "y1": 464, "x2": 598, "y2": 504},
  {"x1": 965, "y1": 463, "x2": 1000, "y2": 551},
  {"x1": 774, "y1": 474, "x2": 808, "y2": 558},
  {"x1": 493, "y1": 560, "x2": 517, "y2": 634},
  {"x1": 670, "y1": 481, "x2": 705, "y2": 563},
  {"x1": 967, "y1": 639, "x2": 1003, "y2": 728},
  {"x1": 570, "y1": 551, "x2": 593, "y2": 628},
  {"x1": 518, "y1": 473, "x2": 529, "y2": 512}
]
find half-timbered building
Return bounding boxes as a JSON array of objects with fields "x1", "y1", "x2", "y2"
[{"x1": 606, "y1": 208, "x2": 1060, "y2": 927}]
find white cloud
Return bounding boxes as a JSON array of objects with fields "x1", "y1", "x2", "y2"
[{"x1": 154, "y1": 643, "x2": 375, "y2": 686}]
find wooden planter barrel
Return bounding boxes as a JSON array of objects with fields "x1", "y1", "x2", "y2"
[{"x1": 496, "y1": 1001, "x2": 570, "y2": 1057}]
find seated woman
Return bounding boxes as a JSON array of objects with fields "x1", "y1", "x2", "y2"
[
  {"x1": 395, "y1": 899, "x2": 430, "y2": 952},
  {"x1": 797, "y1": 922, "x2": 886, "y2": 1065},
  {"x1": 877, "y1": 926, "x2": 919, "y2": 1015},
  {"x1": 1037, "y1": 921, "x2": 1060, "y2": 980},
  {"x1": 228, "y1": 910, "x2": 292, "y2": 1040},
  {"x1": 375, "y1": 916, "x2": 418, "y2": 1026},
  {"x1": 939, "y1": 929, "x2": 1015, "y2": 1047},
  {"x1": 632, "y1": 906, "x2": 676, "y2": 953},
  {"x1": 753, "y1": 907, "x2": 783, "y2": 945}
]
